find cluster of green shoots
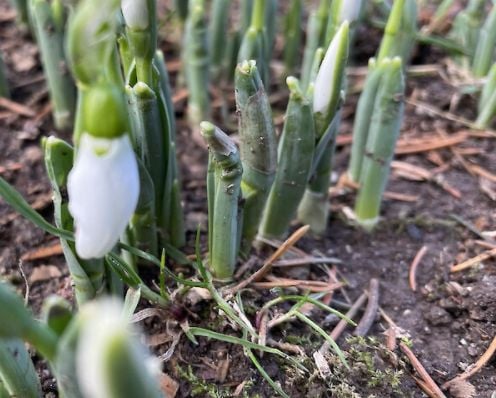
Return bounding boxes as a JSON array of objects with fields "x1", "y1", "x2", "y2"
[{"x1": 0, "y1": 0, "x2": 494, "y2": 397}]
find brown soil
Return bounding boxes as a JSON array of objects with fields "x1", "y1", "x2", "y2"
[{"x1": 0, "y1": 1, "x2": 495, "y2": 397}]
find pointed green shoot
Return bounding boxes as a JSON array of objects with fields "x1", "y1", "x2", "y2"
[
  {"x1": 201, "y1": 122, "x2": 243, "y2": 280},
  {"x1": 354, "y1": 57, "x2": 405, "y2": 230},
  {"x1": 472, "y1": 4, "x2": 496, "y2": 77},
  {"x1": 259, "y1": 77, "x2": 315, "y2": 239},
  {"x1": 476, "y1": 63, "x2": 496, "y2": 128},
  {"x1": 377, "y1": 0, "x2": 418, "y2": 65},
  {"x1": 347, "y1": 58, "x2": 384, "y2": 183},
  {"x1": 235, "y1": 60, "x2": 277, "y2": 253}
]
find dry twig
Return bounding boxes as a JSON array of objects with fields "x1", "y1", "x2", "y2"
[
  {"x1": 409, "y1": 246, "x2": 428, "y2": 292},
  {"x1": 400, "y1": 343, "x2": 447, "y2": 398},
  {"x1": 450, "y1": 248, "x2": 496, "y2": 272}
]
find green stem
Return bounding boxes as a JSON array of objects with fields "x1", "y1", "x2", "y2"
[
  {"x1": 252, "y1": 0, "x2": 266, "y2": 31},
  {"x1": 30, "y1": 0, "x2": 76, "y2": 129}
]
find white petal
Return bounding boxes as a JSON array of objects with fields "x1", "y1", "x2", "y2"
[
  {"x1": 313, "y1": 22, "x2": 349, "y2": 114},
  {"x1": 121, "y1": 0, "x2": 149, "y2": 30},
  {"x1": 68, "y1": 133, "x2": 140, "y2": 259},
  {"x1": 339, "y1": 0, "x2": 363, "y2": 23}
]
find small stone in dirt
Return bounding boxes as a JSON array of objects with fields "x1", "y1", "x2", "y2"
[
  {"x1": 424, "y1": 305, "x2": 452, "y2": 326},
  {"x1": 406, "y1": 223, "x2": 423, "y2": 241}
]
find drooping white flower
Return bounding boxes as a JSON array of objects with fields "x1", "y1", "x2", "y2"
[
  {"x1": 339, "y1": 0, "x2": 363, "y2": 24},
  {"x1": 68, "y1": 133, "x2": 139, "y2": 259},
  {"x1": 76, "y1": 299, "x2": 162, "y2": 398},
  {"x1": 121, "y1": 0, "x2": 149, "y2": 30},
  {"x1": 313, "y1": 21, "x2": 349, "y2": 115}
]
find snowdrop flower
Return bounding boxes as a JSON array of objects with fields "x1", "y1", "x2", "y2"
[
  {"x1": 68, "y1": 133, "x2": 139, "y2": 259},
  {"x1": 339, "y1": 0, "x2": 364, "y2": 24},
  {"x1": 313, "y1": 21, "x2": 349, "y2": 116},
  {"x1": 122, "y1": 0, "x2": 149, "y2": 30},
  {"x1": 76, "y1": 299, "x2": 163, "y2": 398}
]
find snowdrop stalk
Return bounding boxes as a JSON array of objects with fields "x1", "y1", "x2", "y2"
[
  {"x1": 238, "y1": 0, "x2": 270, "y2": 86},
  {"x1": 283, "y1": 0, "x2": 303, "y2": 76},
  {"x1": 264, "y1": 0, "x2": 278, "y2": 63},
  {"x1": 68, "y1": 83, "x2": 140, "y2": 260},
  {"x1": 30, "y1": 0, "x2": 76, "y2": 129},
  {"x1": 476, "y1": 63, "x2": 496, "y2": 128},
  {"x1": 347, "y1": 58, "x2": 383, "y2": 183},
  {"x1": 0, "y1": 52, "x2": 8, "y2": 98},
  {"x1": 354, "y1": 57, "x2": 405, "y2": 230},
  {"x1": 174, "y1": 0, "x2": 189, "y2": 21},
  {"x1": 122, "y1": 0, "x2": 156, "y2": 85},
  {"x1": 76, "y1": 299, "x2": 164, "y2": 398},
  {"x1": 184, "y1": 0, "x2": 210, "y2": 125},
  {"x1": 259, "y1": 77, "x2": 315, "y2": 239},
  {"x1": 298, "y1": 22, "x2": 349, "y2": 234},
  {"x1": 300, "y1": 0, "x2": 329, "y2": 91},
  {"x1": 449, "y1": 0, "x2": 486, "y2": 68},
  {"x1": 235, "y1": 60, "x2": 277, "y2": 253},
  {"x1": 376, "y1": 0, "x2": 418, "y2": 65},
  {"x1": 208, "y1": 0, "x2": 231, "y2": 78},
  {"x1": 202, "y1": 122, "x2": 243, "y2": 280},
  {"x1": 471, "y1": 4, "x2": 496, "y2": 77}
]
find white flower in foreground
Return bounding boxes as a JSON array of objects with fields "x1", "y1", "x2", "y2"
[
  {"x1": 313, "y1": 21, "x2": 349, "y2": 115},
  {"x1": 121, "y1": 0, "x2": 149, "y2": 30},
  {"x1": 339, "y1": 0, "x2": 363, "y2": 24},
  {"x1": 76, "y1": 299, "x2": 163, "y2": 398},
  {"x1": 68, "y1": 133, "x2": 139, "y2": 259}
]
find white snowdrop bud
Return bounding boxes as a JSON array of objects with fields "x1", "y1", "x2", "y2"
[
  {"x1": 67, "y1": 133, "x2": 139, "y2": 259},
  {"x1": 121, "y1": 0, "x2": 149, "y2": 30},
  {"x1": 313, "y1": 21, "x2": 349, "y2": 115},
  {"x1": 339, "y1": 0, "x2": 363, "y2": 24}
]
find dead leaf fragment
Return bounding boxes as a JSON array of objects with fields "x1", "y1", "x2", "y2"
[
  {"x1": 159, "y1": 373, "x2": 179, "y2": 398},
  {"x1": 29, "y1": 265, "x2": 62, "y2": 283}
]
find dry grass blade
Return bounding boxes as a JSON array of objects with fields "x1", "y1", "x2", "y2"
[
  {"x1": 328, "y1": 292, "x2": 367, "y2": 343},
  {"x1": 450, "y1": 248, "x2": 496, "y2": 272},
  {"x1": 0, "y1": 97, "x2": 36, "y2": 117},
  {"x1": 227, "y1": 225, "x2": 310, "y2": 295},
  {"x1": 399, "y1": 343, "x2": 447, "y2": 398},
  {"x1": 442, "y1": 336, "x2": 496, "y2": 389},
  {"x1": 469, "y1": 165, "x2": 496, "y2": 183},
  {"x1": 395, "y1": 132, "x2": 467, "y2": 155},
  {"x1": 409, "y1": 246, "x2": 428, "y2": 292},
  {"x1": 21, "y1": 242, "x2": 63, "y2": 261}
]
